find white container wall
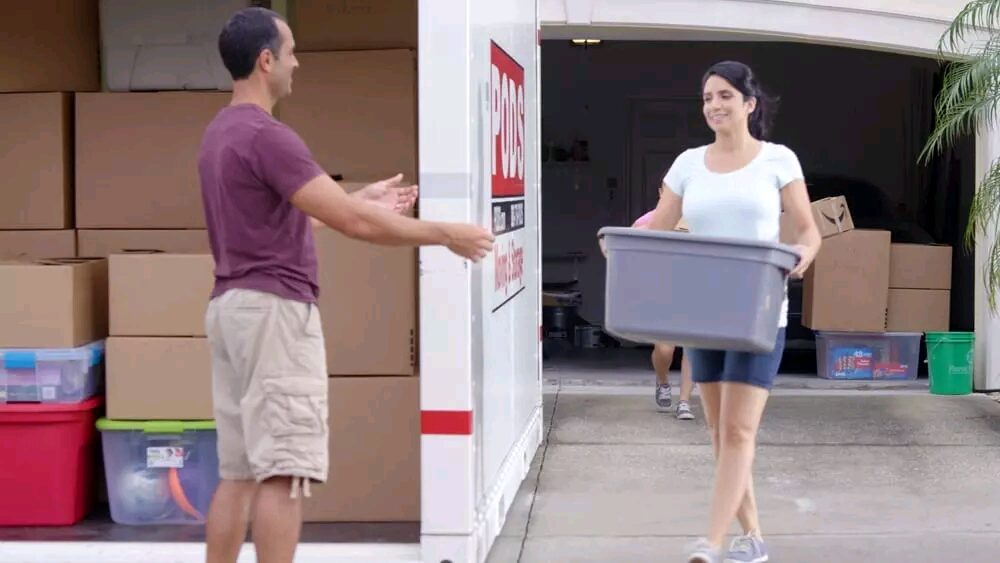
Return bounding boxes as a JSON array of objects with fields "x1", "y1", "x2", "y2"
[{"x1": 417, "y1": 0, "x2": 543, "y2": 562}]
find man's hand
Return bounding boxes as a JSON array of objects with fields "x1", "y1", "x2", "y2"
[
  {"x1": 355, "y1": 173, "x2": 418, "y2": 214},
  {"x1": 444, "y1": 223, "x2": 495, "y2": 262}
]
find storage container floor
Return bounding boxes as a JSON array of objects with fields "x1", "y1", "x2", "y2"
[{"x1": 0, "y1": 505, "x2": 418, "y2": 544}]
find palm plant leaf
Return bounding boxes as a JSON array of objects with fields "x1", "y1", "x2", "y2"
[
  {"x1": 920, "y1": 36, "x2": 1000, "y2": 161},
  {"x1": 942, "y1": 0, "x2": 1000, "y2": 54},
  {"x1": 966, "y1": 156, "x2": 1000, "y2": 309},
  {"x1": 924, "y1": 1, "x2": 1000, "y2": 310}
]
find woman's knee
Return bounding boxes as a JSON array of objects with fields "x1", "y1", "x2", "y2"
[{"x1": 720, "y1": 419, "x2": 758, "y2": 448}]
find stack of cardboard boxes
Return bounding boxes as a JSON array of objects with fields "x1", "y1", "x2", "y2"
[
  {"x1": 1, "y1": 0, "x2": 421, "y2": 524},
  {"x1": 0, "y1": 1, "x2": 98, "y2": 259},
  {"x1": 782, "y1": 195, "x2": 953, "y2": 380},
  {"x1": 284, "y1": 0, "x2": 421, "y2": 523}
]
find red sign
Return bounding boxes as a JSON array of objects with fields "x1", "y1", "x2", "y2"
[{"x1": 490, "y1": 41, "x2": 525, "y2": 198}]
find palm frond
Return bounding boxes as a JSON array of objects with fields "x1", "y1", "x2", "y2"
[
  {"x1": 919, "y1": 43, "x2": 1000, "y2": 161},
  {"x1": 941, "y1": 0, "x2": 1000, "y2": 54},
  {"x1": 984, "y1": 228, "x2": 1000, "y2": 310},
  {"x1": 964, "y1": 156, "x2": 1000, "y2": 251}
]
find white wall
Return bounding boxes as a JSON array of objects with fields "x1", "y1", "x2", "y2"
[
  {"x1": 540, "y1": 0, "x2": 971, "y2": 56},
  {"x1": 541, "y1": 40, "x2": 972, "y2": 327}
]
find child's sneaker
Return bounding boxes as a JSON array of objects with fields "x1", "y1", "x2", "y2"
[
  {"x1": 655, "y1": 383, "x2": 672, "y2": 411},
  {"x1": 686, "y1": 538, "x2": 722, "y2": 563},
  {"x1": 677, "y1": 400, "x2": 695, "y2": 420},
  {"x1": 725, "y1": 533, "x2": 769, "y2": 562}
]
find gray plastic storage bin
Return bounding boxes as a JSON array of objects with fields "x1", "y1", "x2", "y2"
[{"x1": 599, "y1": 227, "x2": 800, "y2": 353}]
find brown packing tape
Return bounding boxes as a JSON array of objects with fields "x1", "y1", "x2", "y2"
[
  {"x1": 35, "y1": 257, "x2": 97, "y2": 265},
  {"x1": 818, "y1": 201, "x2": 849, "y2": 233}
]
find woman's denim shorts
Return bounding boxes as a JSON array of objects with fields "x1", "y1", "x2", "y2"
[{"x1": 685, "y1": 328, "x2": 786, "y2": 391}]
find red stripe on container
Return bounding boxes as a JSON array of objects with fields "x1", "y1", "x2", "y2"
[{"x1": 421, "y1": 410, "x2": 473, "y2": 435}]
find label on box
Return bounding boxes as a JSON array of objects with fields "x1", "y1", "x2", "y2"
[
  {"x1": 831, "y1": 347, "x2": 873, "y2": 379},
  {"x1": 874, "y1": 363, "x2": 909, "y2": 380},
  {"x1": 147, "y1": 447, "x2": 185, "y2": 469}
]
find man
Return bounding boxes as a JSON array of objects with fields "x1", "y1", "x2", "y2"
[{"x1": 199, "y1": 7, "x2": 494, "y2": 563}]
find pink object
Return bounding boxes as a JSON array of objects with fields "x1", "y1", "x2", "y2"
[{"x1": 632, "y1": 209, "x2": 655, "y2": 229}]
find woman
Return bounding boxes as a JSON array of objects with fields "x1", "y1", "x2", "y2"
[
  {"x1": 632, "y1": 207, "x2": 696, "y2": 420},
  {"x1": 641, "y1": 61, "x2": 821, "y2": 563}
]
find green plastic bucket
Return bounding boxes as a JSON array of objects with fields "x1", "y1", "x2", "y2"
[{"x1": 925, "y1": 332, "x2": 974, "y2": 395}]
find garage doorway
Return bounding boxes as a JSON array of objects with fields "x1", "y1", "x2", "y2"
[{"x1": 540, "y1": 39, "x2": 976, "y2": 384}]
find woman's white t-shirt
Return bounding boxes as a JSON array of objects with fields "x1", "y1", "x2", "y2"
[{"x1": 663, "y1": 141, "x2": 804, "y2": 328}]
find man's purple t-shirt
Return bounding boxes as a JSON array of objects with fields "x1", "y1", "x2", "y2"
[{"x1": 198, "y1": 104, "x2": 325, "y2": 303}]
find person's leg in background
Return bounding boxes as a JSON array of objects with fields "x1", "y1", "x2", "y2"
[
  {"x1": 652, "y1": 342, "x2": 676, "y2": 411},
  {"x1": 676, "y1": 350, "x2": 696, "y2": 420}
]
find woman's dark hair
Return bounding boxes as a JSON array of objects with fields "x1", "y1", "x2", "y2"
[
  {"x1": 218, "y1": 7, "x2": 285, "y2": 81},
  {"x1": 701, "y1": 61, "x2": 778, "y2": 140}
]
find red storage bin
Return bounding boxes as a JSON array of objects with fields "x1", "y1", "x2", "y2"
[{"x1": 0, "y1": 397, "x2": 102, "y2": 526}]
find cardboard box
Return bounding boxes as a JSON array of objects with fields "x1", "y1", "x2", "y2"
[
  {"x1": 303, "y1": 377, "x2": 419, "y2": 522},
  {"x1": 75, "y1": 92, "x2": 229, "y2": 228},
  {"x1": 109, "y1": 253, "x2": 214, "y2": 337},
  {"x1": 1, "y1": 1, "x2": 99, "y2": 93},
  {"x1": 291, "y1": 0, "x2": 417, "y2": 52},
  {"x1": 77, "y1": 229, "x2": 210, "y2": 257},
  {"x1": 0, "y1": 93, "x2": 73, "y2": 229},
  {"x1": 780, "y1": 196, "x2": 855, "y2": 244},
  {"x1": 889, "y1": 244, "x2": 952, "y2": 290},
  {"x1": 0, "y1": 230, "x2": 76, "y2": 260},
  {"x1": 106, "y1": 337, "x2": 213, "y2": 420},
  {"x1": 887, "y1": 289, "x2": 950, "y2": 332},
  {"x1": 0, "y1": 258, "x2": 108, "y2": 348},
  {"x1": 316, "y1": 230, "x2": 417, "y2": 375},
  {"x1": 279, "y1": 51, "x2": 417, "y2": 182},
  {"x1": 803, "y1": 230, "x2": 890, "y2": 332},
  {"x1": 100, "y1": 0, "x2": 253, "y2": 92}
]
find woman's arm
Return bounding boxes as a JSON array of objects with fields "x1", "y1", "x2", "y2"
[
  {"x1": 780, "y1": 179, "x2": 821, "y2": 278},
  {"x1": 645, "y1": 183, "x2": 683, "y2": 231}
]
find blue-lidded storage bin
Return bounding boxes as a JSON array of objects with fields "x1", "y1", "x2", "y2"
[{"x1": 0, "y1": 340, "x2": 105, "y2": 404}]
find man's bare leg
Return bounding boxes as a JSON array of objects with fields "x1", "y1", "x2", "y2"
[
  {"x1": 250, "y1": 477, "x2": 303, "y2": 563},
  {"x1": 206, "y1": 479, "x2": 257, "y2": 563}
]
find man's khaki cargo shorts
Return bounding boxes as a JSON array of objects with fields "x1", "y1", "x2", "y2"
[{"x1": 205, "y1": 288, "x2": 328, "y2": 498}]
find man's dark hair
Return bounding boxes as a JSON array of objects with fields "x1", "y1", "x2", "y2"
[{"x1": 218, "y1": 7, "x2": 285, "y2": 81}]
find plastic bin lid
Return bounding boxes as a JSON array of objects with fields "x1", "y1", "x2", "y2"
[
  {"x1": 0, "y1": 339, "x2": 106, "y2": 369},
  {"x1": 0, "y1": 396, "x2": 103, "y2": 413},
  {"x1": 96, "y1": 418, "x2": 216, "y2": 433}
]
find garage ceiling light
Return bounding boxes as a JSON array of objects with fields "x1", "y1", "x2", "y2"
[{"x1": 571, "y1": 39, "x2": 602, "y2": 46}]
